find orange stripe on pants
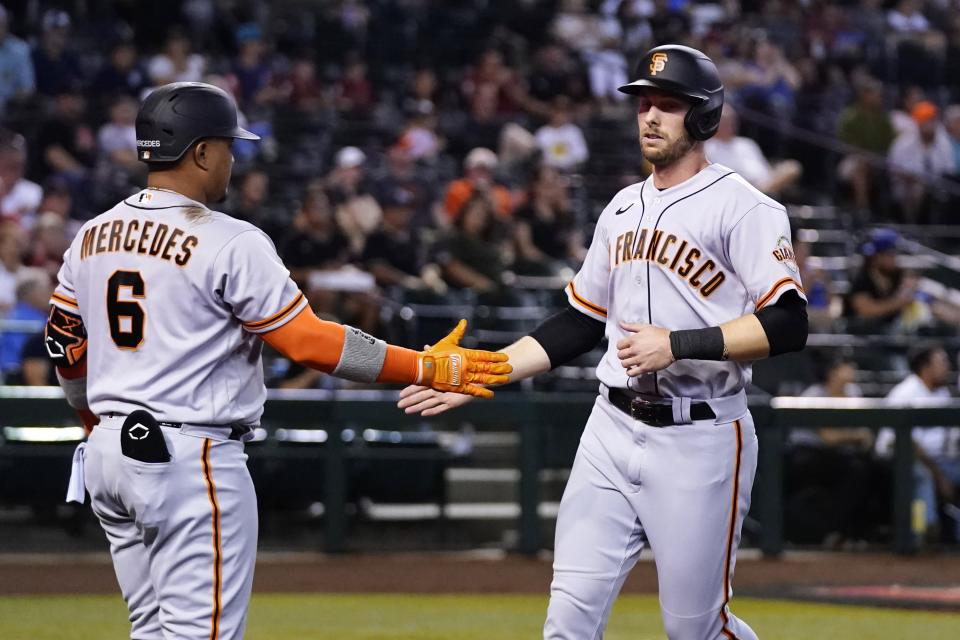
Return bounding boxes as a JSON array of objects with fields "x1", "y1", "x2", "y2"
[{"x1": 201, "y1": 439, "x2": 222, "y2": 640}]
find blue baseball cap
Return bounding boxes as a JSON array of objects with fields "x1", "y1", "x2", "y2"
[{"x1": 861, "y1": 228, "x2": 899, "y2": 256}]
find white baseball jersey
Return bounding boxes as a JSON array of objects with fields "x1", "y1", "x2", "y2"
[
  {"x1": 51, "y1": 187, "x2": 307, "y2": 426},
  {"x1": 567, "y1": 162, "x2": 805, "y2": 399}
]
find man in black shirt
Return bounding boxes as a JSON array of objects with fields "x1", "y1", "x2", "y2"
[
  {"x1": 844, "y1": 229, "x2": 916, "y2": 333},
  {"x1": 363, "y1": 187, "x2": 444, "y2": 295}
]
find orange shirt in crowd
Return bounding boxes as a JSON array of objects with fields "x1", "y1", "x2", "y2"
[{"x1": 443, "y1": 179, "x2": 514, "y2": 220}]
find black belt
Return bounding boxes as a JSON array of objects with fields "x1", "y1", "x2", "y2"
[
  {"x1": 103, "y1": 413, "x2": 247, "y2": 441},
  {"x1": 606, "y1": 387, "x2": 715, "y2": 427}
]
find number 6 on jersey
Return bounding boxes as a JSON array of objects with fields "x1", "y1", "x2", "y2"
[{"x1": 107, "y1": 270, "x2": 146, "y2": 349}]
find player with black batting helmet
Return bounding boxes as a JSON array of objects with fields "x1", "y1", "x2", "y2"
[
  {"x1": 135, "y1": 82, "x2": 261, "y2": 164},
  {"x1": 400, "y1": 44, "x2": 808, "y2": 639},
  {"x1": 619, "y1": 44, "x2": 725, "y2": 141},
  {"x1": 50, "y1": 81, "x2": 511, "y2": 639}
]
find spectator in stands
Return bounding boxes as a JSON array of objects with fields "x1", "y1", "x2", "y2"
[
  {"x1": 91, "y1": 40, "x2": 148, "y2": 99},
  {"x1": 228, "y1": 168, "x2": 285, "y2": 244},
  {"x1": 705, "y1": 104, "x2": 802, "y2": 196},
  {"x1": 374, "y1": 140, "x2": 436, "y2": 228},
  {"x1": 26, "y1": 211, "x2": 68, "y2": 280},
  {"x1": 401, "y1": 68, "x2": 438, "y2": 118},
  {"x1": 535, "y1": 97, "x2": 589, "y2": 173},
  {"x1": 836, "y1": 76, "x2": 897, "y2": 213},
  {"x1": 13, "y1": 330, "x2": 54, "y2": 385},
  {"x1": 736, "y1": 37, "x2": 801, "y2": 120},
  {"x1": 278, "y1": 57, "x2": 326, "y2": 114},
  {"x1": 461, "y1": 48, "x2": 527, "y2": 119},
  {"x1": 513, "y1": 165, "x2": 584, "y2": 274},
  {"x1": 551, "y1": 1, "x2": 628, "y2": 107},
  {"x1": 398, "y1": 103, "x2": 442, "y2": 163},
  {"x1": 798, "y1": 357, "x2": 870, "y2": 448},
  {"x1": 438, "y1": 194, "x2": 509, "y2": 294},
  {"x1": 281, "y1": 183, "x2": 378, "y2": 333},
  {"x1": 37, "y1": 177, "x2": 74, "y2": 225},
  {"x1": 335, "y1": 53, "x2": 375, "y2": 119},
  {"x1": 0, "y1": 267, "x2": 50, "y2": 379},
  {"x1": 363, "y1": 187, "x2": 445, "y2": 296},
  {"x1": 31, "y1": 9, "x2": 82, "y2": 96},
  {"x1": 526, "y1": 44, "x2": 589, "y2": 116},
  {"x1": 232, "y1": 23, "x2": 280, "y2": 109},
  {"x1": 0, "y1": 137, "x2": 42, "y2": 225},
  {"x1": 280, "y1": 185, "x2": 351, "y2": 289},
  {"x1": 0, "y1": 222, "x2": 24, "y2": 315},
  {"x1": 944, "y1": 105, "x2": 960, "y2": 171},
  {"x1": 326, "y1": 146, "x2": 381, "y2": 256},
  {"x1": 786, "y1": 355, "x2": 884, "y2": 546},
  {"x1": 32, "y1": 90, "x2": 96, "y2": 192},
  {"x1": 443, "y1": 148, "x2": 513, "y2": 222},
  {"x1": 843, "y1": 228, "x2": 919, "y2": 334},
  {"x1": 0, "y1": 4, "x2": 35, "y2": 114},
  {"x1": 876, "y1": 343, "x2": 960, "y2": 542},
  {"x1": 148, "y1": 28, "x2": 206, "y2": 86},
  {"x1": 887, "y1": 101, "x2": 955, "y2": 224},
  {"x1": 794, "y1": 239, "x2": 835, "y2": 332},
  {"x1": 96, "y1": 95, "x2": 139, "y2": 172},
  {"x1": 890, "y1": 85, "x2": 926, "y2": 137},
  {"x1": 458, "y1": 86, "x2": 505, "y2": 154},
  {"x1": 886, "y1": 0, "x2": 947, "y2": 57}
]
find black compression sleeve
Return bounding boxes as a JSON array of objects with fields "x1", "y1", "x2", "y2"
[
  {"x1": 755, "y1": 289, "x2": 808, "y2": 356},
  {"x1": 530, "y1": 304, "x2": 606, "y2": 368}
]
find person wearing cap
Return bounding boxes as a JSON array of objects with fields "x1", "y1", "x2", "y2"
[
  {"x1": 887, "y1": 100, "x2": 956, "y2": 224},
  {"x1": 232, "y1": 22, "x2": 280, "y2": 108},
  {"x1": 442, "y1": 147, "x2": 514, "y2": 222},
  {"x1": 0, "y1": 4, "x2": 35, "y2": 113},
  {"x1": 843, "y1": 229, "x2": 919, "y2": 333},
  {"x1": 362, "y1": 187, "x2": 446, "y2": 295},
  {"x1": 326, "y1": 146, "x2": 382, "y2": 256}
]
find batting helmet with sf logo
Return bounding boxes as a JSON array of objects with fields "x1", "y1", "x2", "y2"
[{"x1": 619, "y1": 44, "x2": 724, "y2": 141}]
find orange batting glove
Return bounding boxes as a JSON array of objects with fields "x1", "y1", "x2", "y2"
[{"x1": 419, "y1": 320, "x2": 511, "y2": 398}]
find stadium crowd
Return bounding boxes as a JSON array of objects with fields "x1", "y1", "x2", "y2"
[{"x1": 0, "y1": 0, "x2": 959, "y2": 545}]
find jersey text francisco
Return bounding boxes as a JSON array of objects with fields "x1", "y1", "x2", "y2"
[
  {"x1": 611, "y1": 227, "x2": 726, "y2": 297},
  {"x1": 79, "y1": 218, "x2": 199, "y2": 266}
]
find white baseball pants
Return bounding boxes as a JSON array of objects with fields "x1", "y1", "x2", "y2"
[
  {"x1": 544, "y1": 394, "x2": 759, "y2": 640},
  {"x1": 78, "y1": 417, "x2": 258, "y2": 639}
]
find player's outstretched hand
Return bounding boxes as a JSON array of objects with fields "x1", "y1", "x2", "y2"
[
  {"x1": 398, "y1": 385, "x2": 475, "y2": 416},
  {"x1": 617, "y1": 322, "x2": 674, "y2": 376},
  {"x1": 419, "y1": 319, "x2": 511, "y2": 398}
]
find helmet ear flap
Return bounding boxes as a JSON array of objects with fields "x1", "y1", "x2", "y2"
[{"x1": 685, "y1": 103, "x2": 722, "y2": 141}]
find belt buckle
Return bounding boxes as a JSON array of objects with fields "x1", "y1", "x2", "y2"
[{"x1": 629, "y1": 399, "x2": 670, "y2": 427}]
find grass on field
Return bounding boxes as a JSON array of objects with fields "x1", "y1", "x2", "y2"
[{"x1": 0, "y1": 593, "x2": 956, "y2": 639}]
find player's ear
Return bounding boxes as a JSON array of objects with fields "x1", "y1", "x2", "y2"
[{"x1": 192, "y1": 140, "x2": 210, "y2": 171}]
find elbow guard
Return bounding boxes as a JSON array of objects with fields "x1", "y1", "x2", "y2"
[
  {"x1": 755, "y1": 290, "x2": 808, "y2": 356},
  {"x1": 530, "y1": 304, "x2": 606, "y2": 368},
  {"x1": 45, "y1": 305, "x2": 88, "y2": 368}
]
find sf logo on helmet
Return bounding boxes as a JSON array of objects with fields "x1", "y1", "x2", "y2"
[{"x1": 649, "y1": 52, "x2": 668, "y2": 75}]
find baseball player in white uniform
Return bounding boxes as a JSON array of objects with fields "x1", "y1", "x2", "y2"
[
  {"x1": 399, "y1": 45, "x2": 809, "y2": 639},
  {"x1": 45, "y1": 82, "x2": 511, "y2": 640}
]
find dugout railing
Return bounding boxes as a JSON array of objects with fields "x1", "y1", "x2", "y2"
[{"x1": 1, "y1": 387, "x2": 958, "y2": 556}]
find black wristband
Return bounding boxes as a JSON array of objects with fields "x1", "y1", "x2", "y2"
[{"x1": 669, "y1": 326, "x2": 726, "y2": 361}]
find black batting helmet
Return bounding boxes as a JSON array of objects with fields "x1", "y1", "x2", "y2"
[
  {"x1": 618, "y1": 44, "x2": 724, "y2": 141},
  {"x1": 135, "y1": 82, "x2": 260, "y2": 164}
]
